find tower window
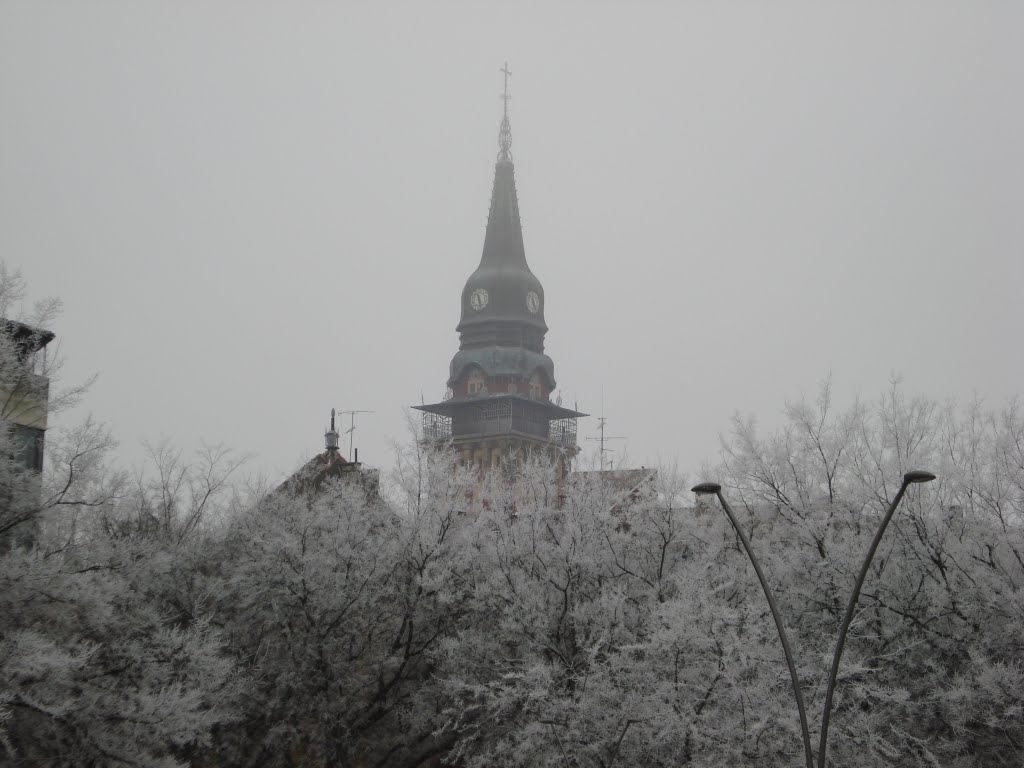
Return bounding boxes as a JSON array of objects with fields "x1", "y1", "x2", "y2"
[
  {"x1": 529, "y1": 373, "x2": 543, "y2": 400},
  {"x1": 468, "y1": 368, "x2": 485, "y2": 395}
]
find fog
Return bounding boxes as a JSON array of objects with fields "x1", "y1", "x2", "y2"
[{"x1": 3, "y1": 2, "x2": 1021, "y2": 481}]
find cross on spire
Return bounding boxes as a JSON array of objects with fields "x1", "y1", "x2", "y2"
[
  {"x1": 497, "y1": 61, "x2": 513, "y2": 160},
  {"x1": 500, "y1": 61, "x2": 512, "y2": 118}
]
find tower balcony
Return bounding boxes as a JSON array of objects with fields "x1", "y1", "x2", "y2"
[{"x1": 415, "y1": 393, "x2": 585, "y2": 449}]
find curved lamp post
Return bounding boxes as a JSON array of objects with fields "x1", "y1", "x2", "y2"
[
  {"x1": 691, "y1": 482, "x2": 815, "y2": 768},
  {"x1": 816, "y1": 469, "x2": 935, "y2": 768},
  {"x1": 692, "y1": 470, "x2": 936, "y2": 768}
]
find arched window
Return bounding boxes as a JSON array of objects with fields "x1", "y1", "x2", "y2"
[
  {"x1": 529, "y1": 372, "x2": 543, "y2": 400},
  {"x1": 468, "y1": 368, "x2": 485, "y2": 395}
]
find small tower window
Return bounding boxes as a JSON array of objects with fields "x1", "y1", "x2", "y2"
[
  {"x1": 529, "y1": 372, "x2": 543, "y2": 400},
  {"x1": 468, "y1": 368, "x2": 485, "y2": 395}
]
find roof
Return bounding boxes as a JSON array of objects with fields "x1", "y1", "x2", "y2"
[
  {"x1": 447, "y1": 346, "x2": 555, "y2": 390},
  {"x1": 571, "y1": 469, "x2": 658, "y2": 501},
  {"x1": 1, "y1": 319, "x2": 55, "y2": 355},
  {"x1": 414, "y1": 391, "x2": 587, "y2": 420},
  {"x1": 456, "y1": 125, "x2": 548, "y2": 343},
  {"x1": 274, "y1": 450, "x2": 379, "y2": 498}
]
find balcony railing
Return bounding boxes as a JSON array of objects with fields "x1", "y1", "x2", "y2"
[{"x1": 421, "y1": 411, "x2": 577, "y2": 448}]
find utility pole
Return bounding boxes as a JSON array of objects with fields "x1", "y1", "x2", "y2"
[{"x1": 337, "y1": 410, "x2": 374, "y2": 461}]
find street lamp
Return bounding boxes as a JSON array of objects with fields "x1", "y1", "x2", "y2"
[
  {"x1": 816, "y1": 469, "x2": 935, "y2": 768},
  {"x1": 692, "y1": 470, "x2": 935, "y2": 768},
  {"x1": 691, "y1": 482, "x2": 815, "y2": 768}
]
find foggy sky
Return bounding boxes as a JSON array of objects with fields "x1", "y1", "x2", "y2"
[{"x1": 3, "y1": 2, "x2": 1022, "y2": 483}]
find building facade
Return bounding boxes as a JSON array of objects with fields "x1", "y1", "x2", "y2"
[{"x1": 1, "y1": 319, "x2": 55, "y2": 473}]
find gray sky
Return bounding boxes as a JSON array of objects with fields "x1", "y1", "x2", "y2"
[{"x1": 3, "y1": 2, "x2": 1022, "y2": 482}]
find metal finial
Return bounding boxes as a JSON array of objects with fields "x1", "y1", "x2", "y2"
[
  {"x1": 500, "y1": 62, "x2": 512, "y2": 118},
  {"x1": 498, "y1": 61, "x2": 512, "y2": 161},
  {"x1": 330, "y1": 408, "x2": 335, "y2": 432}
]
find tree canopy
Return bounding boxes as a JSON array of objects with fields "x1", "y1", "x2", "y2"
[{"x1": 2, "y1": 268, "x2": 1021, "y2": 766}]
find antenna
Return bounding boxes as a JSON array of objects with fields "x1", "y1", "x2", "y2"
[
  {"x1": 337, "y1": 410, "x2": 375, "y2": 462},
  {"x1": 585, "y1": 391, "x2": 626, "y2": 471},
  {"x1": 586, "y1": 418, "x2": 626, "y2": 471}
]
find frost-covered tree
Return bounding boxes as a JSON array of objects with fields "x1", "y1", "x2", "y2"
[
  {"x1": 717, "y1": 379, "x2": 1024, "y2": 766},
  {"x1": 199, "y1": 438, "x2": 480, "y2": 767},
  {"x1": 11, "y1": 278, "x2": 1014, "y2": 768},
  {"x1": 0, "y1": 266, "x2": 243, "y2": 767},
  {"x1": 433, "y1": 458, "x2": 801, "y2": 767},
  {"x1": 427, "y1": 382, "x2": 1023, "y2": 767}
]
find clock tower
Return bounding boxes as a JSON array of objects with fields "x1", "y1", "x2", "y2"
[{"x1": 415, "y1": 65, "x2": 585, "y2": 477}]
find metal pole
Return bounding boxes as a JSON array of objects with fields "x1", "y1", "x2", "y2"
[
  {"x1": 692, "y1": 483, "x2": 815, "y2": 768},
  {"x1": 817, "y1": 470, "x2": 934, "y2": 767},
  {"x1": 349, "y1": 412, "x2": 355, "y2": 459}
]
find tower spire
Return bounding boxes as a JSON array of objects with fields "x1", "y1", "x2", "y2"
[
  {"x1": 413, "y1": 75, "x2": 588, "y2": 480},
  {"x1": 498, "y1": 61, "x2": 512, "y2": 161}
]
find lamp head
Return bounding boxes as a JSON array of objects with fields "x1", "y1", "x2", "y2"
[
  {"x1": 904, "y1": 470, "x2": 936, "y2": 485},
  {"x1": 691, "y1": 482, "x2": 722, "y2": 496}
]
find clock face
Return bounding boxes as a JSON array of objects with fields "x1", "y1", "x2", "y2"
[
  {"x1": 470, "y1": 288, "x2": 489, "y2": 311},
  {"x1": 526, "y1": 291, "x2": 541, "y2": 313}
]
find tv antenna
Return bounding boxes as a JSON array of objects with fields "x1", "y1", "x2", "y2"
[
  {"x1": 587, "y1": 418, "x2": 626, "y2": 471},
  {"x1": 585, "y1": 390, "x2": 625, "y2": 471},
  {"x1": 337, "y1": 410, "x2": 375, "y2": 461}
]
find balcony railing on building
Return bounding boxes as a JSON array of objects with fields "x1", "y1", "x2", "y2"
[{"x1": 418, "y1": 394, "x2": 581, "y2": 449}]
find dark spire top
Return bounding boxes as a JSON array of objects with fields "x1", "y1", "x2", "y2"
[
  {"x1": 455, "y1": 63, "x2": 547, "y2": 356},
  {"x1": 498, "y1": 61, "x2": 513, "y2": 161},
  {"x1": 450, "y1": 64, "x2": 553, "y2": 391}
]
